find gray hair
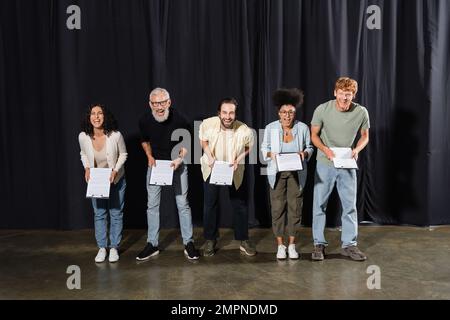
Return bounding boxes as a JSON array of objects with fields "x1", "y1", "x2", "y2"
[{"x1": 149, "y1": 88, "x2": 170, "y2": 100}]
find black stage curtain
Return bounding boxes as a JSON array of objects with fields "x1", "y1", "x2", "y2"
[{"x1": 0, "y1": 0, "x2": 449, "y2": 229}]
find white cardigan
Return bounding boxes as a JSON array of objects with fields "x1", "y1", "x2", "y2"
[{"x1": 78, "y1": 131, "x2": 128, "y2": 184}]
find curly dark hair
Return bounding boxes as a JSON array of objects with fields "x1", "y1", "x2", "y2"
[
  {"x1": 273, "y1": 88, "x2": 304, "y2": 110},
  {"x1": 81, "y1": 103, "x2": 118, "y2": 137}
]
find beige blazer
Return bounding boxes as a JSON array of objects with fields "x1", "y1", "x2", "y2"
[{"x1": 78, "y1": 131, "x2": 128, "y2": 184}]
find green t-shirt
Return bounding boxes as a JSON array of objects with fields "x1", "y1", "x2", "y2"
[{"x1": 311, "y1": 100, "x2": 370, "y2": 165}]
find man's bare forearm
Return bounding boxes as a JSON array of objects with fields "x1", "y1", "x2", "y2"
[
  {"x1": 141, "y1": 142, "x2": 153, "y2": 159},
  {"x1": 201, "y1": 140, "x2": 214, "y2": 159},
  {"x1": 354, "y1": 131, "x2": 369, "y2": 153},
  {"x1": 311, "y1": 132, "x2": 329, "y2": 153}
]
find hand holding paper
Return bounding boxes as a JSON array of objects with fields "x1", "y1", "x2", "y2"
[
  {"x1": 330, "y1": 147, "x2": 358, "y2": 169},
  {"x1": 276, "y1": 153, "x2": 303, "y2": 172},
  {"x1": 86, "y1": 168, "x2": 112, "y2": 199},
  {"x1": 210, "y1": 161, "x2": 233, "y2": 185},
  {"x1": 149, "y1": 160, "x2": 174, "y2": 185}
]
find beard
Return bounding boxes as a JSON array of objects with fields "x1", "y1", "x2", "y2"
[
  {"x1": 152, "y1": 108, "x2": 170, "y2": 123},
  {"x1": 220, "y1": 117, "x2": 235, "y2": 129}
]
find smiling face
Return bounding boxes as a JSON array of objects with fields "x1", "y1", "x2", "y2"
[
  {"x1": 90, "y1": 106, "x2": 105, "y2": 130},
  {"x1": 334, "y1": 89, "x2": 355, "y2": 111},
  {"x1": 334, "y1": 77, "x2": 357, "y2": 111},
  {"x1": 218, "y1": 103, "x2": 237, "y2": 129},
  {"x1": 278, "y1": 104, "x2": 296, "y2": 127},
  {"x1": 149, "y1": 91, "x2": 171, "y2": 122}
]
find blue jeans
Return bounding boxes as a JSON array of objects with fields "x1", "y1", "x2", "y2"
[
  {"x1": 146, "y1": 163, "x2": 193, "y2": 246},
  {"x1": 312, "y1": 162, "x2": 358, "y2": 248},
  {"x1": 91, "y1": 177, "x2": 126, "y2": 249}
]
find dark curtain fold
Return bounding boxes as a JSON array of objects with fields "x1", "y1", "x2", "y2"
[
  {"x1": 0, "y1": 0, "x2": 448, "y2": 229},
  {"x1": 426, "y1": 0, "x2": 450, "y2": 225}
]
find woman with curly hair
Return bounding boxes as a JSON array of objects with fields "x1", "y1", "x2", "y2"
[
  {"x1": 79, "y1": 104, "x2": 127, "y2": 263},
  {"x1": 261, "y1": 89, "x2": 314, "y2": 260}
]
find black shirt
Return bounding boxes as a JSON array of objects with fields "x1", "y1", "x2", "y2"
[{"x1": 139, "y1": 108, "x2": 190, "y2": 160}]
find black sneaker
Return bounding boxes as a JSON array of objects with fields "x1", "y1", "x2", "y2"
[
  {"x1": 184, "y1": 242, "x2": 200, "y2": 260},
  {"x1": 136, "y1": 243, "x2": 159, "y2": 261},
  {"x1": 203, "y1": 240, "x2": 216, "y2": 257},
  {"x1": 240, "y1": 240, "x2": 257, "y2": 256}
]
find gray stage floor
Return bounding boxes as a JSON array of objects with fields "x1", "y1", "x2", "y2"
[{"x1": 1, "y1": 226, "x2": 449, "y2": 300}]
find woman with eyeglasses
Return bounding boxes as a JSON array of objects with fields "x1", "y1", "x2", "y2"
[
  {"x1": 261, "y1": 89, "x2": 314, "y2": 260},
  {"x1": 79, "y1": 104, "x2": 128, "y2": 263}
]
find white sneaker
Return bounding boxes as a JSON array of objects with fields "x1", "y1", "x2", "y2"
[
  {"x1": 95, "y1": 248, "x2": 107, "y2": 263},
  {"x1": 109, "y1": 248, "x2": 119, "y2": 263},
  {"x1": 276, "y1": 245, "x2": 287, "y2": 260},
  {"x1": 288, "y1": 244, "x2": 299, "y2": 260}
]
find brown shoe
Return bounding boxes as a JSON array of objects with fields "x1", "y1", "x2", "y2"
[
  {"x1": 341, "y1": 246, "x2": 367, "y2": 261},
  {"x1": 311, "y1": 244, "x2": 325, "y2": 261}
]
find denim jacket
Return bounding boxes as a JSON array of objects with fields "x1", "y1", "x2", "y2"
[{"x1": 260, "y1": 120, "x2": 314, "y2": 190}]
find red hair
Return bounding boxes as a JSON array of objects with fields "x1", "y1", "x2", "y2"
[{"x1": 335, "y1": 77, "x2": 358, "y2": 94}]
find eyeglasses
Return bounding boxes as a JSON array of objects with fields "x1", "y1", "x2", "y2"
[
  {"x1": 150, "y1": 99, "x2": 169, "y2": 107},
  {"x1": 279, "y1": 111, "x2": 296, "y2": 116}
]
